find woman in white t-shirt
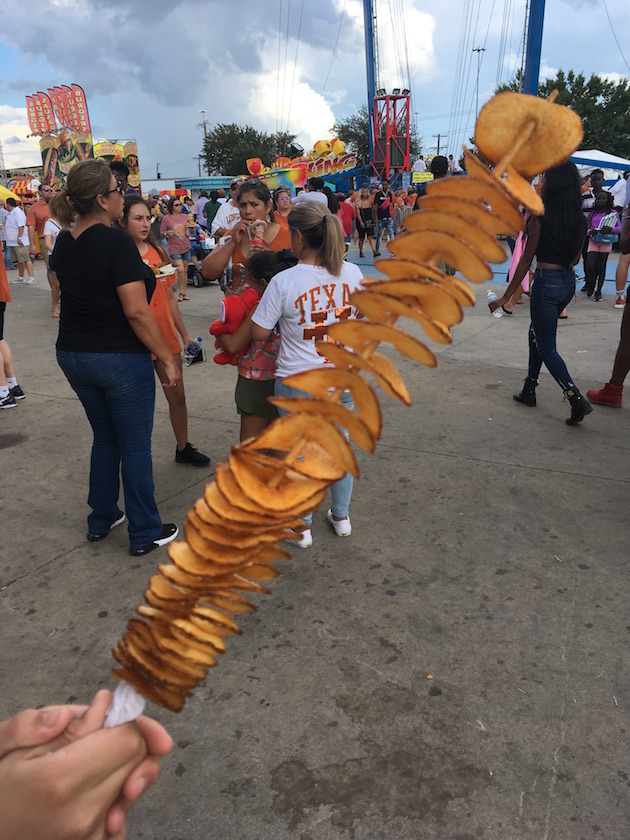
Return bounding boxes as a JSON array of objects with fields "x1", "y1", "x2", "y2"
[
  {"x1": 43, "y1": 217, "x2": 62, "y2": 317},
  {"x1": 251, "y1": 200, "x2": 364, "y2": 548}
]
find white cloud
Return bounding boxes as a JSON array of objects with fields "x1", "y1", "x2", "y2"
[{"x1": 0, "y1": 106, "x2": 41, "y2": 169}]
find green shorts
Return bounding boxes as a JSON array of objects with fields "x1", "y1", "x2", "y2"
[{"x1": 235, "y1": 375, "x2": 278, "y2": 419}]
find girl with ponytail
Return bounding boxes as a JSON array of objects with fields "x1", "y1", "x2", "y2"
[{"x1": 251, "y1": 200, "x2": 364, "y2": 548}]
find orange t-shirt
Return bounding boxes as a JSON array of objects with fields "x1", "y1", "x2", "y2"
[
  {"x1": 273, "y1": 210, "x2": 290, "y2": 228},
  {"x1": 25, "y1": 200, "x2": 51, "y2": 237},
  {"x1": 142, "y1": 243, "x2": 180, "y2": 356},
  {"x1": 0, "y1": 256, "x2": 10, "y2": 303},
  {"x1": 231, "y1": 224, "x2": 292, "y2": 273}
]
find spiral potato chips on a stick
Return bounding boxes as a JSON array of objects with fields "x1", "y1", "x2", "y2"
[{"x1": 108, "y1": 91, "x2": 584, "y2": 715}]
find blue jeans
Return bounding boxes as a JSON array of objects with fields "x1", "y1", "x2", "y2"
[
  {"x1": 375, "y1": 217, "x2": 394, "y2": 252},
  {"x1": 274, "y1": 378, "x2": 354, "y2": 524},
  {"x1": 56, "y1": 351, "x2": 162, "y2": 548},
  {"x1": 2, "y1": 242, "x2": 12, "y2": 270},
  {"x1": 527, "y1": 267, "x2": 576, "y2": 391}
]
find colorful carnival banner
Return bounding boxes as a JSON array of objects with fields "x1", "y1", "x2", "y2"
[
  {"x1": 26, "y1": 83, "x2": 94, "y2": 188},
  {"x1": 94, "y1": 140, "x2": 141, "y2": 192}
]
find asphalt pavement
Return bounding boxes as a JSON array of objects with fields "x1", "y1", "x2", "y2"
[{"x1": 1, "y1": 244, "x2": 628, "y2": 839}]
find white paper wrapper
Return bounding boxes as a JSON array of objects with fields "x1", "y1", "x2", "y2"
[{"x1": 104, "y1": 680, "x2": 146, "y2": 727}]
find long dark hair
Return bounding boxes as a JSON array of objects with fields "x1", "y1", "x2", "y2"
[
  {"x1": 541, "y1": 162, "x2": 584, "y2": 257},
  {"x1": 122, "y1": 195, "x2": 169, "y2": 264}
]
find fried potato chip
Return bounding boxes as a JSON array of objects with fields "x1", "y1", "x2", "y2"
[
  {"x1": 170, "y1": 617, "x2": 227, "y2": 653},
  {"x1": 198, "y1": 590, "x2": 257, "y2": 615},
  {"x1": 462, "y1": 147, "x2": 543, "y2": 216},
  {"x1": 282, "y1": 368, "x2": 382, "y2": 440},
  {"x1": 426, "y1": 176, "x2": 523, "y2": 231},
  {"x1": 228, "y1": 448, "x2": 329, "y2": 511},
  {"x1": 204, "y1": 480, "x2": 281, "y2": 525},
  {"x1": 373, "y1": 258, "x2": 447, "y2": 283},
  {"x1": 240, "y1": 437, "x2": 350, "y2": 482},
  {"x1": 361, "y1": 279, "x2": 463, "y2": 325},
  {"x1": 170, "y1": 534, "x2": 255, "y2": 570},
  {"x1": 187, "y1": 606, "x2": 242, "y2": 635},
  {"x1": 505, "y1": 164, "x2": 544, "y2": 215},
  {"x1": 398, "y1": 210, "x2": 506, "y2": 264},
  {"x1": 413, "y1": 194, "x2": 521, "y2": 236},
  {"x1": 242, "y1": 413, "x2": 360, "y2": 478},
  {"x1": 127, "y1": 619, "x2": 209, "y2": 680},
  {"x1": 435, "y1": 275, "x2": 476, "y2": 308},
  {"x1": 193, "y1": 497, "x2": 306, "y2": 534},
  {"x1": 112, "y1": 666, "x2": 186, "y2": 712},
  {"x1": 215, "y1": 462, "x2": 325, "y2": 520},
  {"x1": 158, "y1": 563, "x2": 272, "y2": 595},
  {"x1": 389, "y1": 230, "x2": 493, "y2": 283},
  {"x1": 315, "y1": 341, "x2": 411, "y2": 406},
  {"x1": 237, "y1": 563, "x2": 282, "y2": 582},
  {"x1": 351, "y1": 290, "x2": 452, "y2": 345},
  {"x1": 269, "y1": 396, "x2": 376, "y2": 453},
  {"x1": 475, "y1": 91, "x2": 583, "y2": 177},
  {"x1": 148, "y1": 625, "x2": 219, "y2": 665},
  {"x1": 147, "y1": 573, "x2": 195, "y2": 604},
  {"x1": 327, "y1": 318, "x2": 437, "y2": 369},
  {"x1": 188, "y1": 506, "x2": 289, "y2": 549},
  {"x1": 119, "y1": 638, "x2": 197, "y2": 690}
]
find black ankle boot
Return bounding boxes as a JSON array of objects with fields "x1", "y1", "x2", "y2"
[
  {"x1": 513, "y1": 378, "x2": 538, "y2": 407},
  {"x1": 564, "y1": 387, "x2": 593, "y2": 425}
]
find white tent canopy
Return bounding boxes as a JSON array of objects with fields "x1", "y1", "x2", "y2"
[{"x1": 570, "y1": 149, "x2": 630, "y2": 181}]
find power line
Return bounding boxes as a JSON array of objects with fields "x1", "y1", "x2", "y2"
[
  {"x1": 601, "y1": 0, "x2": 630, "y2": 74},
  {"x1": 285, "y1": 0, "x2": 305, "y2": 135}
]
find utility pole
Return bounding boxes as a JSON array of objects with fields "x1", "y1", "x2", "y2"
[
  {"x1": 194, "y1": 157, "x2": 203, "y2": 177},
  {"x1": 197, "y1": 110, "x2": 208, "y2": 140},
  {"x1": 197, "y1": 110, "x2": 209, "y2": 175},
  {"x1": 432, "y1": 133, "x2": 447, "y2": 155},
  {"x1": 156, "y1": 162, "x2": 161, "y2": 179},
  {"x1": 473, "y1": 46, "x2": 486, "y2": 120}
]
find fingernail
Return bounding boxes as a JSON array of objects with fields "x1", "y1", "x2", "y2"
[
  {"x1": 40, "y1": 708, "x2": 62, "y2": 728},
  {"x1": 136, "y1": 778, "x2": 147, "y2": 795}
]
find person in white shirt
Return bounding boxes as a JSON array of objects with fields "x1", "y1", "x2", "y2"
[
  {"x1": 448, "y1": 154, "x2": 461, "y2": 173},
  {"x1": 4, "y1": 199, "x2": 34, "y2": 283},
  {"x1": 0, "y1": 200, "x2": 13, "y2": 271},
  {"x1": 251, "y1": 200, "x2": 364, "y2": 549},
  {"x1": 211, "y1": 179, "x2": 243, "y2": 237},
  {"x1": 413, "y1": 155, "x2": 426, "y2": 172},
  {"x1": 610, "y1": 172, "x2": 628, "y2": 212},
  {"x1": 192, "y1": 191, "x2": 209, "y2": 228}
]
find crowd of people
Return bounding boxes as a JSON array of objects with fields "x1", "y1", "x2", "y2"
[{"x1": 2, "y1": 152, "x2": 630, "y2": 835}]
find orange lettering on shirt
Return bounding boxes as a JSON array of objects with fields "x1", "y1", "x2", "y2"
[
  {"x1": 322, "y1": 283, "x2": 336, "y2": 309},
  {"x1": 309, "y1": 287, "x2": 321, "y2": 311},
  {"x1": 295, "y1": 292, "x2": 308, "y2": 325},
  {"x1": 302, "y1": 309, "x2": 327, "y2": 341},
  {"x1": 342, "y1": 283, "x2": 353, "y2": 306},
  {"x1": 335, "y1": 305, "x2": 352, "y2": 321}
]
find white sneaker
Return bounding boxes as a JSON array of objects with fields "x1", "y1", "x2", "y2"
[
  {"x1": 286, "y1": 528, "x2": 313, "y2": 549},
  {"x1": 25, "y1": 277, "x2": 35, "y2": 285},
  {"x1": 9, "y1": 277, "x2": 25, "y2": 284},
  {"x1": 326, "y1": 509, "x2": 352, "y2": 537}
]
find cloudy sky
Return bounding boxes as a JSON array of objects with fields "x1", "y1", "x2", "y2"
[{"x1": 1, "y1": 0, "x2": 628, "y2": 179}]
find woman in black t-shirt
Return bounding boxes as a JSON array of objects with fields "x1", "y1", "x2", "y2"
[
  {"x1": 50, "y1": 160, "x2": 181, "y2": 556},
  {"x1": 490, "y1": 162, "x2": 591, "y2": 425}
]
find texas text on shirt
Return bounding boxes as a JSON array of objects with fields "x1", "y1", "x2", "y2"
[{"x1": 251, "y1": 261, "x2": 364, "y2": 378}]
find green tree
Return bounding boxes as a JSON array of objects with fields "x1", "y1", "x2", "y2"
[
  {"x1": 332, "y1": 105, "x2": 422, "y2": 165},
  {"x1": 202, "y1": 125, "x2": 296, "y2": 176},
  {"x1": 497, "y1": 70, "x2": 630, "y2": 158}
]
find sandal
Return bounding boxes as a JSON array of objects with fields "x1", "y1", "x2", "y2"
[{"x1": 178, "y1": 293, "x2": 190, "y2": 302}]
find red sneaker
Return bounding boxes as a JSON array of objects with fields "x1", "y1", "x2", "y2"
[{"x1": 586, "y1": 382, "x2": 623, "y2": 407}]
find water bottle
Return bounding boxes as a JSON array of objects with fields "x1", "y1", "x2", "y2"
[
  {"x1": 183, "y1": 337, "x2": 204, "y2": 366},
  {"x1": 487, "y1": 290, "x2": 503, "y2": 318}
]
